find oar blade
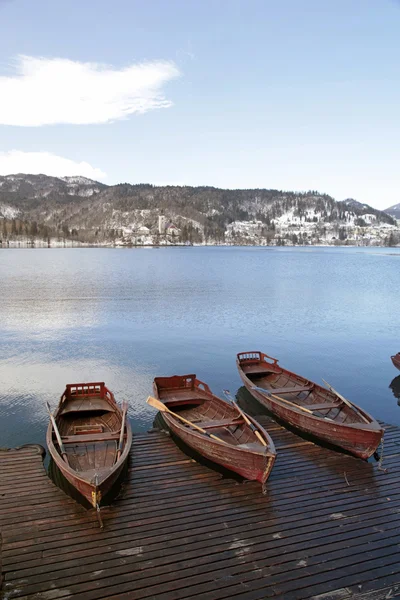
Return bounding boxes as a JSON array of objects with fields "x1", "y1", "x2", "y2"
[{"x1": 146, "y1": 395, "x2": 167, "y2": 412}]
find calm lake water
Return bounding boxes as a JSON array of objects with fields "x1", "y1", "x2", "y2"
[{"x1": 1, "y1": 246, "x2": 400, "y2": 450}]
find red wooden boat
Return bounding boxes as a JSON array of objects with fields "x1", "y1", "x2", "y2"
[
  {"x1": 152, "y1": 374, "x2": 276, "y2": 485},
  {"x1": 237, "y1": 352, "x2": 383, "y2": 460},
  {"x1": 391, "y1": 353, "x2": 400, "y2": 371},
  {"x1": 46, "y1": 382, "x2": 132, "y2": 509}
]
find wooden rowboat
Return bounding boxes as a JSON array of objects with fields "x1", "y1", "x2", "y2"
[
  {"x1": 46, "y1": 382, "x2": 132, "y2": 511},
  {"x1": 237, "y1": 352, "x2": 383, "y2": 460},
  {"x1": 391, "y1": 353, "x2": 400, "y2": 371},
  {"x1": 152, "y1": 374, "x2": 276, "y2": 485}
]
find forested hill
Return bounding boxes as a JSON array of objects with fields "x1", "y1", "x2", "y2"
[
  {"x1": 384, "y1": 202, "x2": 400, "y2": 220},
  {"x1": 0, "y1": 174, "x2": 398, "y2": 246}
]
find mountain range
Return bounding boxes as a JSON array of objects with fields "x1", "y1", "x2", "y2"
[{"x1": 0, "y1": 173, "x2": 399, "y2": 247}]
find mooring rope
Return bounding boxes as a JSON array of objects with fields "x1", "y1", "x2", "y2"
[
  {"x1": 377, "y1": 430, "x2": 388, "y2": 473},
  {"x1": 262, "y1": 451, "x2": 269, "y2": 495}
]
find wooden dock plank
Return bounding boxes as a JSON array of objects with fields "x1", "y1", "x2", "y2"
[{"x1": 1, "y1": 419, "x2": 399, "y2": 600}]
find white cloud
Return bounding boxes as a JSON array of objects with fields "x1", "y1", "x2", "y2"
[
  {"x1": 0, "y1": 55, "x2": 180, "y2": 126},
  {"x1": 0, "y1": 150, "x2": 106, "y2": 179}
]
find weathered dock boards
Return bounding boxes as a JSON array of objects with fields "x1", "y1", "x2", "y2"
[{"x1": 1, "y1": 418, "x2": 400, "y2": 600}]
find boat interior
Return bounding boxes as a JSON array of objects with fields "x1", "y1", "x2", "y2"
[
  {"x1": 54, "y1": 383, "x2": 126, "y2": 478},
  {"x1": 238, "y1": 353, "x2": 367, "y2": 425},
  {"x1": 154, "y1": 375, "x2": 268, "y2": 450}
]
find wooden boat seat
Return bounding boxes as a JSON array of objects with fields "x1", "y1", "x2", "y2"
[
  {"x1": 74, "y1": 425, "x2": 104, "y2": 434},
  {"x1": 61, "y1": 431, "x2": 122, "y2": 444},
  {"x1": 271, "y1": 385, "x2": 314, "y2": 395},
  {"x1": 245, "y1": 365, "x2": 281, "y2": 376},
  {"x1": 302, "y1": 402, "x2": 341, "y2": 411},
  {"x1": 165, "y1": 398, "x2": 204, "y2": 407},
  {"x1": 195, "y1": 418, "x2": 244, "y2": 430},
  {"x1": 60, "y1": 397, "x2": 115, "y2": 414}
]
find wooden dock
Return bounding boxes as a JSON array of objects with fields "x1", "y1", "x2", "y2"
[{"x1": 1, "y1": 416, "x2": 400, "y2": 600}]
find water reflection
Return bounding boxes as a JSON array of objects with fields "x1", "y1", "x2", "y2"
[
  {"x1": 389, "y1": 376, "x2": 400, "y2": 406},
  {"x1": 235, "y1": 386, "x2": 265, "y2": 416}
]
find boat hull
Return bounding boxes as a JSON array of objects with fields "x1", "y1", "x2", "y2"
[
  {"x1": 237, "y1": 354, "x2": 382, "y2": 460},
  {"x1": 392, "y1": 354, "x2": 400, "y2": 371},
  {"x1": 48, "y1": 447, "x2": 127, "y2": 506},
  {"x1": 162, "y1": 412, "x2": 275, "y2": 483},
  {"x1": 153, "y1": 375, "x2": 276, "y2": 485}
]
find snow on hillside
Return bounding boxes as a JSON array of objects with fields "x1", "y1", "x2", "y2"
[
  {"x1": 60, "y1": 176, "x2": 99, "y2": 185},
  {"x1": 59, "y1": 176, "x2": 103, "y2": 196},
  {"x1": 66, "y1": 186, "x2": 102, "y2": 197},
  {"x1": 384, "y1": 203, "x2": 400, "y2": 220},
  {"x1": 0, "y1": 204, "x2": 20, "y2": 219}
]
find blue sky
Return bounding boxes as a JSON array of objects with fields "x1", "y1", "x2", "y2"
[{"x1": 0, "y1": 0, "x2": 399, "y2": 209}]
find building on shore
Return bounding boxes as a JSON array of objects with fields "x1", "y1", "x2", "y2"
[{"x1": 158, "y1": 215, "x2": 168, "y2": 234}]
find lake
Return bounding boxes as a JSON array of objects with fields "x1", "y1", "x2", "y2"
[{"x1": 1, "y1": 246, "x2": 400, "y2": 450}]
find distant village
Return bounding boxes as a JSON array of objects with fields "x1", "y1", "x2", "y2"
[{"x1": 116, "y1": 216, "x2": 182, "y2": 247}]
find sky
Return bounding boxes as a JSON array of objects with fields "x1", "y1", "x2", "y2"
[{"x1": 0, "y1": 0, "x2": 399, "y2": 210}]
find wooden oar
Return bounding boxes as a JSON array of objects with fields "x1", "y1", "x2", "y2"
[
  {"x1": 46, "y1": 401, "x2": 69, "y2": 464},
  {"x1": 251, "y1": 386, "x2": 333, "y2": 421},
  {"x1": 146, "y1": 396, "x2": 230, "y2": 445},
  {"x1": 322, "y1": 379, "x2": 370, "y2": 424},
  {"x1": 223, "y1": 390, "x2": 267, "y2": 447},
  {"x1": 116, "y1": 401, "x2": 128, "y2": 462}
]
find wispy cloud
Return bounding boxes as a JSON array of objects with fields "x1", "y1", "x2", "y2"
[
  {"x1": 0, "y1": 150, "x2": 106, "y2": 179},
  {"x1": 0, "y1": 55, "x2": 180, "y2": 126}
]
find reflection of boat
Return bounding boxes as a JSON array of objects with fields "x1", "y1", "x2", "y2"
[
  {"x1": 235, "y1": 385, "x2": 265, "y2": 417},
  {"x1": 152, "y1": 374, "x2": 276, "y2": 485},
  {"x1": 46, "y1": 382, "x2": 132, "y2": 510},
  {"x1": 237, "y1": 351, "x2": 383, "y2": 460},
  {"x1": 391, "y1": 353, "x2": 400, "y2": 371},
  {"x1": 389, "y1": 376, "x2": 400, "y2": 406}
]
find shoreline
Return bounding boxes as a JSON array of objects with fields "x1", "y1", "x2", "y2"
[{"x1": 1, "y1": 242, "x2": 399, "y2": 250}]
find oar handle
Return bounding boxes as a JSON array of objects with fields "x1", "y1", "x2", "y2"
[
  {"x1": 223, "y1": 390, "x2": 268, "y2": 447},
  {"x1": 46, "y1": 402, "x2": 69, "y2": 463}
]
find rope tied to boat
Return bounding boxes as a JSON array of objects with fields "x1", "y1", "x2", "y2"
[
  {"x1": 377, "y1": 430, "x2": 388, "y2": 473},
  {"x1": 262, "y1": 451, "x2": 269, "y2": 496},
  {"x1": 93, "y1": 474, "x2": 104, "y2": 528}
]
